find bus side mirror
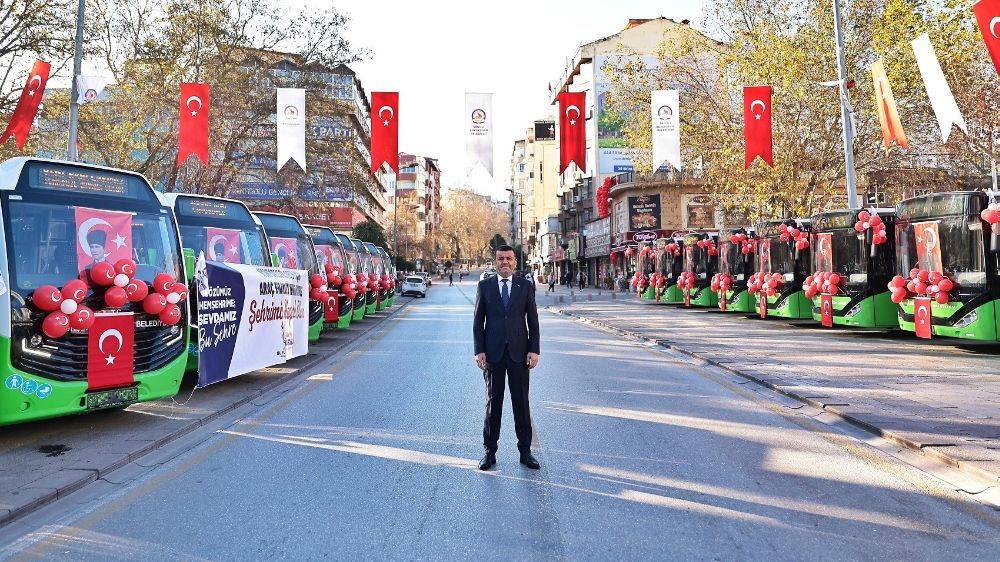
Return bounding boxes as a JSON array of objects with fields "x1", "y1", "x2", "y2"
[{"x1": 183, "y1": 248, "x2": 195, "y2": 281}]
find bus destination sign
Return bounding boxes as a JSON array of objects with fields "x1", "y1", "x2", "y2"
[
  {"x1": 35, "y1": 166, "x2": 128, "y2": 196},
  {"x1": 184, "y1": 198, "x2": 232, "y2": 218}
]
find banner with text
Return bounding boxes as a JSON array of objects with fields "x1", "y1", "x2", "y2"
[
  {"x1": 196, "y1": 260, "x2": 309, "y2": 387},
  {"x1": 465, "y1": 93, "x2": 493, "y2": 177}
]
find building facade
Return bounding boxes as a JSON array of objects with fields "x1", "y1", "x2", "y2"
[
  {"x1": 392, "y1": 153, "x2": 442, "y2": 262},
  {"x1": 508, "y1": 120, "x2": 560, "y2": 276}
]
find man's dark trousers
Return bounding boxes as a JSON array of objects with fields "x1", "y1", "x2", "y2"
[{"x1": 483, "y1": 348, "x2": 531, "y2": 453}]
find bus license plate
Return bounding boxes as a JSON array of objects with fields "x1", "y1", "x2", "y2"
[{"x1": 85, "y1": 386, "x2": 139, "y2": 411}]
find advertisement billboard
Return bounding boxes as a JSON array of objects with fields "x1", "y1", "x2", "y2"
[{"x1": 628, "y1": 194, "x2": 662, "y2": 231}]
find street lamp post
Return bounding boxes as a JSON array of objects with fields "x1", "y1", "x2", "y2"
[
  {"x1": 67, "y1": 0, "x2": 86, "y2": 161},
  {"x1": 832, "y1": 0, "x2": 860, "y2": 209}
]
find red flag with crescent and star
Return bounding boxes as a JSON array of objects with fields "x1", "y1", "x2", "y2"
[
  {"x1": 871, "y1": 61, "x2": 908, "y2": 157},
  {"x1": 206, "y1": 227, "x2": 241, "y2": 263},
  {"x1": 914, "y1": 297, "x2": 932, "y2": 339},
  {"x1": 0, "y1": 60, "x2": 51, "y2": 150},
  {"x1": 559, "y1": 91, "x2": 586, "y2": 173},
  {"x1": 325, "y1": 289, "x2": 339, "y2": 322},
  {"x1": 821, "y1": 293, "x2": 834, "y2": 327},
  {"x1": 178, "y1": 82, "x2": 210, "y2": 166},
  {"x1": 371, "y1": 92, "x2": 399, "y2": 174},
  {"x1": 743, "y1": 85, "x2": 773, "y2": 168},
  {"x1": 75, "y1": 208, "x2": 133, "y2": 273},
  {"x1": 87, "y1": 312, "x2": 135, "y2": 390},
  {"x1": 974, "y1": 0, "x2": 1000, "y2": 77}
]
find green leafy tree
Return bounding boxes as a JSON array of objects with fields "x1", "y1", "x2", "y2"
[{"x1": 352, "y1": 220, "x2": 388, "y2": 248}]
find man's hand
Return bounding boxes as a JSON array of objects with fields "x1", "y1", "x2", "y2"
[
  {"x1": 476, "y1": 353, "x2": 486, "y2": 370},
  {"x1": 527, "y1": 352, "x2": 539, "y2": 369}
]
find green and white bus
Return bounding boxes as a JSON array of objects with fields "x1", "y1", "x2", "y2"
[
  {"x1": 252, "y1": 212, "x2": 324, "y2": 342},
  {"x1": 363, "y1": 242, "x2": 388, "y2": 311},
  {"x1": 755, "y1": 219, "x2": 813, "y2": 319},
  {"x1": 681, "y1": 232, "x2": 719, "y2": 308},
  {"x1": 164, "y1": 193, "x2": 271, "y2": 371},
  {"x1": 714, "y1": 227, "x2": 757, "y2": 312},
  {"x1": 336, "y1": 233, "x2": 366, "y2": 321},
  {"x1": 305, "y1": 225, "x2": 353, "y2": 330},
  {"x1": 0, "y1": 158, "x2": 187, "y2": 425},
  {"x1": 351, "y1": 238, "x2": 378, "y2": 316}
]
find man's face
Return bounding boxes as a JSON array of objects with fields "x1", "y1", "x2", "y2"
[
  {"x1": 89, "y1": 243, "x2": 105, "y2": 261},
  {"x1": 495, "y1": 250, "x2": 516, "y2": 277}
]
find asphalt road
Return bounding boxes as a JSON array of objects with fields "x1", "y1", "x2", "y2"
[{"x1": 1, "y1": 275, "x2": 999, "y2": 561}]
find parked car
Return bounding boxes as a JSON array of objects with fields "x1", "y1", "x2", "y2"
[
  {"x1": 416, "y1": 272, "x2": 432, "y2": 287},
  {"x1": 402, "y1": 276, "x2": 428, "y2": 298},
  {"x1": 480, "y1": 269, "x2": 497, "y2": 281}
]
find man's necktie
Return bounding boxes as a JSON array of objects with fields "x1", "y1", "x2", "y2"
[{"x1": 501, "y1": 279, "x2": 510, "y2": 309}]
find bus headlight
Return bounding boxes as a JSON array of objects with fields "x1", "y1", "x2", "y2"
[
  {"x1": 954, "y1": 310, "x2": 978, "y2": 328},
  {"x1": 845, "y1": 303, "x2": 862, "y2": 317}
]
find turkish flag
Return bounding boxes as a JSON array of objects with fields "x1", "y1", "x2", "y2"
[
  {"x1": 75, "y1": 208, "x2": 133, "y2": 273},
  {"x1": 975, "y1": 0, "x2": 1000, "y2": 77},
  {"x1": 914, "y1": 297, "x2": 932, "y2": 339},
  {"x1": 87, "y1": 312, "x2": 135, "y2": 391},
  {"x1": 720, "y1": 292, "x2": 727, "y2": 311},
  {"x1": 0, "y1": 60, "x2": 51, "y2": 150},
  {"x1": 759, "y1": 294, "x2": 768, "y2": 319},
  {"x1": 821, "y1": 293, "x2": 834, "y2": 327},
  {"x1": 684, "y1": 289, "x2": 691, "y2": 307},
  {"x1": 178, "y1": 83, "x2": 210, "y2": 166},
  {"x1": 325, "y1": 289, "x2": 339, "y2": 322},
  {"x1": 559, "y1": 91, "x2": 586, "y2": 173},
  {"x1": 371, "y1": 92, "x2": 399, "y2": 173},
  {"x1": 270, "y1": 237, "x2": 299, "y2": 269},
  {"x1": 871, "y1": 61, "x2": 908, "y2": 156},
  {"x1": 206, "y1": 227, "x2": 241, "y2": 263},
  {"x1": 743, "y1": 85, "x2": 773, "y2": 168}
]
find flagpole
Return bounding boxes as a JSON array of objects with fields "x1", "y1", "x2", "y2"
[
  {"x1": 67, "y1": 0, "x2": 85, "y2": 161},
  {"x1": 833, "y1": 0, "x2": 859, "y2": 209}
]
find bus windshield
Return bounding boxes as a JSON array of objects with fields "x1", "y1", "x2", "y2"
[
  {"x1": 760, "y1": 236, "x2": 805, "y2": 279},
  {"x1": 896, "y1": 216, "x2": 987, "y2": 292},
  {"x1": 366, "y1": 246, "x2": 384, "y2": 276},
  {"x1": 718, "y1": 241, "x2": 748, "y2": 280},
  {"x1": 814, "y1": 228, "x2": 868, "y2": 290},
  {"x1": 352, "y1": 241, "x2": 372, "y2": 275},
  {"x1": 255, "y1": 215, "x2": 319, "y2": 275},
  {"x1": 174, "y1": 198, "x2": 268, "y2": 266},
  {"x1": 306, "y1": 228, "x2": 348, "y2": 276},
  {"x1": 7, "y1": 200, "x2": 181, "y2": 302}
]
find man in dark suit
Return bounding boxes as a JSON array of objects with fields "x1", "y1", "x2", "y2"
[{"x1": 473, "y1": 245, "x2": 541, "y2": 471}]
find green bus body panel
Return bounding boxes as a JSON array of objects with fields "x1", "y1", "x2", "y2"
[
  {"x1": 758, "y1": 291, "x2": 812, "y2": 319},
  {"x1": 353, "y1": 306, "x2": 365, "y2": 321},
  {"x1": 336, "y1": 314, "x2": 352, "y2": 329},
  {"x1": 659, "y1": 285, "x2": 685, "y2": 304},
  {"x1": 809, "y1": 292, "x2": 900, "y2": 329},
  {"x1": 718, "y1": 290, "x2": 754, "y2": 312},
  {"x1": 0, "y1": 336, "x2": 186, "y2": 426},
  {"x1": 688, "y1": 289, "x2": 718, "y2": 308},
  {"x1": 641, "y1": 287, "x2": 656, "y2": 300},
  {"x1": 897, "y1": 300, "x2": 999, "y2": 341},
  {"x1": 308, "y1": 318, "x2": 323, "y2": 342}
]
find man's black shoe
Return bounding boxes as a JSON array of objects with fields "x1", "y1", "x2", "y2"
[
  {"x1": 479, "y1": 452, "x2": 496, "y2": 471},
  {"x1": 519, "y1": 451, "x2": 540, "y2": 470}
]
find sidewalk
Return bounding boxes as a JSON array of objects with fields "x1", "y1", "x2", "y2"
[
  {"x1": 547, "y1": 298, "x2": 1000, "y2": 486},
  {"x1": 0, "y1": 298, "x2": 412, "y2": 527}
]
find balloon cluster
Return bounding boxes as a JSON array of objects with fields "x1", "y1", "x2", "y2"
[
  {"x1": 34, "y1": 279, "x2": 95, "y2": 339},
  {"x1": 854, "y1": 210, "x2": 887, "y2": 245},
  {"x1": 728, "y1": 232, "x2": 756, "y2": 255},
  {"x1": 648, "y1": 272, "x2": 666, "y2": 289},
  {"x1": 638, "y1": 246, "x2": 654, "y2": 259},
  {"x1": 887, "y1": 269, "x2": 956, "y2": 304},
  {"x1": 980, "y1": 201, "x2": 1000, "y2": 234},
  {"x1": 610, "y1": 253, "x2": 619, "y2": 265},
  {"x1": 696, "y1": 238, "x2": 718, "y2": 256},
  {"x1": 663, "y1": 242, "x2": 681, "y2": 257},
  {"x1": 339, "y1": 273, "x2": 359, "y2": 300},
  {"x1": 677, "y1": 271, "x2": 696, "y2": 290},
  {"x1": 308, "y1": 273, "x2": 330, "y2": 302},
  {"x1": 779, "y1": 224, "x2": 810, "y2": 250},
  {"x1": 624, "y1": 247, "x2": 635, "y2": 258},
  {"x1": 144, "y1": 272, "x2": 186, "y2": 326},
  {"x1": 804, "y1": 271, "x2": 842, "y2": 298},
  {"x1": 710, "y1": 273, "x2": 733, "y2": 295},
  {"x1": 631, "y1": 272, "x2": 648, "y2": 291},
  {"x1": 380, "y1": 273, "x2": 395, "y2": 291},
  {"x1": 747, "y1": 272, "x2": 782, "y2": 297}
]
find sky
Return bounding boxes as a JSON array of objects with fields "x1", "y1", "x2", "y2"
[{"x1": 321, "y1": 0, "x2": 708, "y2": 202}]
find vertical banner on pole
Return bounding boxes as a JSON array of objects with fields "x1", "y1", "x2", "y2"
[
  {"x1": 371, "y1": 92, "x2": 399, "y2": 174},
  {"x1": 910, "y1": 33, "x2": 967, "y2": 143},
  {"x1": 651, "y1": 89, "x2": 681, "y2": 172},
  {"x1": 178, "y1": 83, "x2": 210, "y2": 166},
  {"x1": 465, "y1": 93, "x2": 493, "y2": 177},
  {"x1": 743, "y1": 85, "x2": 773, "y2": 168},
  {"x1": 0, "y1": 60, "x2": 51, "y2": 150},
  {"x1": 871, "y1": 61, "x2": 908, "y2": 156},
  {"x1": 277, "y1": 88, "x2": 307, "y2": 172},
  {"x1": 558, "y1": 91, "x2": 587, "y2": 173}
]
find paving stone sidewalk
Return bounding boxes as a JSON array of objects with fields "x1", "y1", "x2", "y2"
[
  {"x1": 548, "y1": 299, "x2": 1000, "y2": 486},
  {"x1": 0, "y1": 298, "x2": 411, "y2": 527}
]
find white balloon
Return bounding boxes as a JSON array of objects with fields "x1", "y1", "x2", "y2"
[
  {"x1": 114, "y1": 274, "x2": 130, "y2": 287},
  {"x1": 166, "y1": 292, "x2": 181, "y2": 304},
  {"x1": 60, "y1": 299, "x2": 78, "y2": 314}
]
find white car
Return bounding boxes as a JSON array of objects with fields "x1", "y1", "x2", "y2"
[
  {"x1": 480, "y1": 269, "x2": 496, "y2": 281},
  {"x1": 402, "y1": 276, "x2": 428, "y2": 298}
]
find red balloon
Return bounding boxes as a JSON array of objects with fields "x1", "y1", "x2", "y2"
[
  {"x1": 869, "y1": 215, "x2": 882, "y2": 226},
  {"x1": 104, "y1": 286, "x2": 128, "y2": 308},
  {"x1": 124, "y1": 279, "x2": 149, "y2": 302},
  {"x1": 909, "y1": 268, "x2": 920, "y2": 280},
  {"x1": 143, "y1": 293, "x2": 167, "y2": 315},
  {"x1": 69, "y1": 305, "x2": 96, "y2": 330},
  {"x1": 160, "y1": 303, "x2": 182, "y2": 326},
  {"x1": 917, "y1": 270, "x2": 930, "y2": 283},
  {"x1": 858, "y1": 210, "x2": 871, "y2": 222},
  {"x1": 828, "y1": 273, "x2": 841, "y2": 286},
  {"x1": 310, "y1": 287, "x2": 326, "y2": 301},
  {"x1": 90, "y1": 262, "x2": 116, "y2": 286},
  {"x1": 310, "y1": 274, "x2": 324, "y2": 288},
  {"x1": 33, "y1": 285, "x2": 63, "y2": 311},
  {"x1": 891, "y1": 289, "x2": 906, "y2": 304},
  {"x1": 153, "y1": 273, "x2": 175, "y2": 295},
  {"x1": 914, "y1": 281, "x2": 928, "y2": 295},
  {"x1": 928, "y1": 271, "x2": 943, "y2": 284},
  {"x1": 61, "y1": 279, "x2": 89, "y2": 303},
  {"x1": 42, "y1": 312, "x2": 71, "y2": 338},
  {"x1": 937, "y1": 278, "x2": 954, "y2": 293},
  {"x1": 854, "y1": 221, "x2": 865, "y2": 233},
  {"x1": 935, "y1": 292, "x2": 950, "y2": 305},
  {"x1": 114, "y1": 259, "x2": 137, "y2": 278},
  {"x1": 173, "y1": 287, "x2": 188, "y2": 302},
  {"x1": 891, "y1": 275, "x2": 906, "y2": 288},
  {"x1": 325, "y1": 262, "x2": 334, "y2": 274}
]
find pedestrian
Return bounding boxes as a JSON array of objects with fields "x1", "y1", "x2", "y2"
[
  {"x1": 449, "y1": 271, "x2": 454, "y2": 286},
  {"x1": 473, "y1": 245, "x2": 541, "y2": 471},
  {"x1": 547, "y1": 272, "x2": 555, "y2": 292}
]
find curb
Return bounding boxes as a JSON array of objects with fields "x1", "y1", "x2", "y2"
[
  {"x1": 547, "y1": 306, "x2": 1000, "y2": 488},
  {"x1": 0, "y1": 297, "x2": 414, "y2": 528}
]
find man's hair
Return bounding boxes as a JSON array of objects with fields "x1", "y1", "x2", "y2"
[{"x1": 495, "y1": 245, "x2": 516, "y2": 255}]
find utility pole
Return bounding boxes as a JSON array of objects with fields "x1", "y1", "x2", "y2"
[
  {"x1": 833, "y1": 0, "x2": 859, "y2": 209},
  {"x1": 67, "y1": 0, "x2": 86, "y2": 161}
]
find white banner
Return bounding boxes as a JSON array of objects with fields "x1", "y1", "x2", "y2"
[
  {"x1": 911, "y1": 33, "x2": 967, "y2": 143},
  {"x1": 465, "y1": 92, "x2": 493, "y2": 177},
  {"x1": 277, "y1": 88, "x2": 307, "y2": 172},
  {"x1": 76, "y1": 75, "x2": 111, "y2": 104},
  {"x1": 195, "y1": 259, "x2": 309, "y2": 387},
  {"x1": 651, "y1": 90, "x2": 681, "y2": 172}
]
